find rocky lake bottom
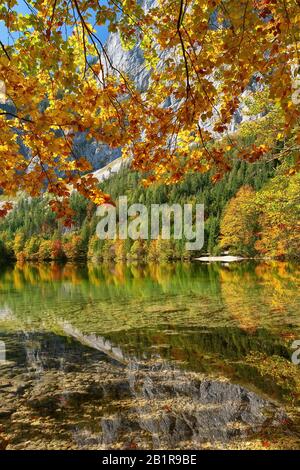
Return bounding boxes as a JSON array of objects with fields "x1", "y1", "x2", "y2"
[{"x1": 0, "y1": 261, "x2": 300, "y2": 449}]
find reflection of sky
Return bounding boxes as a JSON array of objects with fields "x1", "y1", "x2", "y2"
[
  {"x1": 0, "y1": 305, "x2": 13, "y2": 320},
  {"x1": 0, "y1": 1, "x2": 108, "y2": 45}
]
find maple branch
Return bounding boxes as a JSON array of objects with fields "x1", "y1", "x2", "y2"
[
  {"x1": 72, "y1": 0, "x2": 106, "y2": 84},
  {"x1": 197, "y1": 123, "x2": 211, "y2": 158},
  {"x1": 107, "y1": 0, "x2": 148, "y2": 36},
  {"x1": 0, "y1": 40, "x2": 11, "y2": 61},
  {"x1": 72, "y1": 0, "x2": 135, "y2": 129},
  {"x1": 22, "y1": 0, "x2": 37, "y2": 15},
  {"x1": 49, "y1": 0, "x2": 58, "y2": 31},
  {"x1": 177, "y1": 0, "x2": 190, "y2": 99},
  {"x1": 73, "y1": 0, "x2": 134, "y2": 92},
  {"x1": 0, "y1": 111, "x2": 33, "y2": 123},
  {"x1": 237, "y1": 0, "x2": 249, "y2": 53},
  {"x1": 281, "y1": 0, "x2": 300, "y2": 63}
]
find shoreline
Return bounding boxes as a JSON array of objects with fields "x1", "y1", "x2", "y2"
[{"x1": 1, "y1": 256, "x2": 299, "y2": 266}]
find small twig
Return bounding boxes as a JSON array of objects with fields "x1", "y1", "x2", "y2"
[
  {"x1": 0, "y1": 40, "x2": 11, "y2": 60},
  {"x1": 0, "y1": 111, "x2": 33, "y2": 123},
  {"x1": 177, "y1": 0, "x2": 190, "y2": 100}
]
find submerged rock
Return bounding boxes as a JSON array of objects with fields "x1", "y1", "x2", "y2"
[{"x1": 0, "y1": 331, "x2": 292, "y2": 450}]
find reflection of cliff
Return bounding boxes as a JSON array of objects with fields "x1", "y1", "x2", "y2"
[
  {"x1": 0, "y1": 330, "x2": 291, "y2": 450},
  {"x1": 106, "y1": 326, "x2": 290, "y2": 364},
  {"x1": 56, "y1": 320, "x2": 298, "y2": 407},
  {"x1": 61, "y1": 321, "x2": 129, "y2": 367},
  {"x1": 104, "y1": 324, "x2": 298, "y2": 402}
]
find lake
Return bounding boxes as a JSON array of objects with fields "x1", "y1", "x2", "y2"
[{"x1": 0, "y1": 261, "x2": 299, "y2": 449}]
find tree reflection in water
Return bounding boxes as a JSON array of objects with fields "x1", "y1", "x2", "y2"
[{"x1": 0, "y1": 261, "x2": 299, "y2": 449}]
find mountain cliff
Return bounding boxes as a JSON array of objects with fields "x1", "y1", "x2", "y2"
[{"x1": 95, "y1": 0, "x2": 258, "y2": 173}]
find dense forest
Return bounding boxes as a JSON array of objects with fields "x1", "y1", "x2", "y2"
[
  {"x1": 1, "y1": 156, "x2": 298, "y2": 262},
  {"x1": 1, "y1": 78, "x2": 299, "y2": 263}
]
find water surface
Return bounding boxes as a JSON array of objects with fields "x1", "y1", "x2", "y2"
[{"x1": 0, "y1": 261, "x2": 299, "y2": 449}]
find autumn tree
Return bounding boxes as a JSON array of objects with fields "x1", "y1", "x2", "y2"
[
  {"x1": 220, "y1": 185, "x2": 259, "y2": 256},
  {"x1": 87, "y1": 234, "x2": 103, "y2": 261},
  {"x1": 23, "y1": 235, "x2": 40, "y2": 260},
  {"x1": 0, "y1": 0, "x2": 299, "y2": 222},
  {"x1": 13, "y1": 229, "x2": 26, "y2": 256},
  {"x1": 38, "y1": 239, "x2": 52, "y2": 260},
  {"x1": 51, "y1": 239, "x2": 65, "y2": 260},
  {"x1": 63, "y1": 234, "x2": 86, "y2": 260},
  {"x1": 129, "y1": 239, "x2": 147, "y2": 261},
  {"x1": 255, "y1": 171, "x2": 300, "y2": 258}
]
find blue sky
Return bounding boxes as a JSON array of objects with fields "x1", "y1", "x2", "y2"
[{"x1": 0, "y1": 1, "x2": 109, "y2": 45}]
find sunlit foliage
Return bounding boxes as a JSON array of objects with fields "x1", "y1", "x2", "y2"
[{"x1": 0, "y1": 0, "x2": 299, "y2": 222}]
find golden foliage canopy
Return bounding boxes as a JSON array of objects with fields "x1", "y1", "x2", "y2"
[{"x1": 0, "y1": 0, "x2": 299, "y2": 221}]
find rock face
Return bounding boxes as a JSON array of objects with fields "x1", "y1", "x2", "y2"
[
  {"x1": 105, "y1": 32, "x2": 150, "y2": 93},
  {"x1": 73, "y1": 132, "x2": 121, "y2": 171}
]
